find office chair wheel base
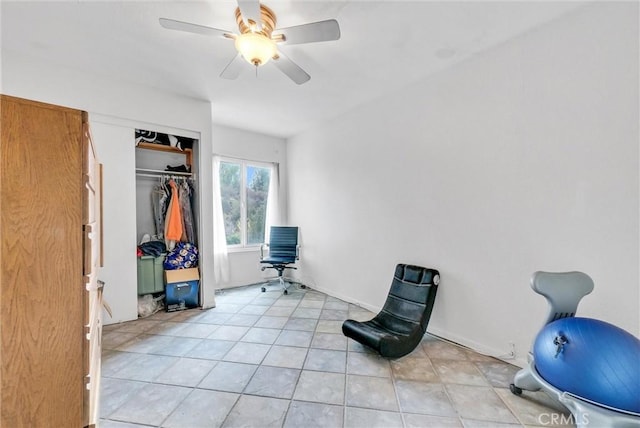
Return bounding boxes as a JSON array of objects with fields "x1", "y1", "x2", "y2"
[
  {"x1": 509, "y1": 384, "x2": 523, "y2": 396},
  {"x1": 261, "y1": 287, "x2": 266, "y2": 293}
]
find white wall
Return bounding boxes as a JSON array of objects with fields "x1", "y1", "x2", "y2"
[
  {"x1": 89, "y1": 121, "x2": 138, "y2": 323},
  {"x1": 1, "y1": 52, "x2": 215, "y2": 323},
  {"x1": 211, "y1": 124, "x2": 288, "y2": 289},
  {"x1": 287, "y1": 2, "x2": 639, "y2": 366}
]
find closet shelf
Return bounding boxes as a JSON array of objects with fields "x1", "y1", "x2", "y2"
[
  {"x1": 136, "y1": 168, "x2": 192, "y2": 177},
  {"x1": 136, "y1": 142, "x2": 193, "y2": 170}
]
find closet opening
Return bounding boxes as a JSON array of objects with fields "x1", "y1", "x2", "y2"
[{"x1": 134, "y1": 128, "x2": 201, "y2": 316}]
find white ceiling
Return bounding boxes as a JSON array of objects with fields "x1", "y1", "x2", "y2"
[{"x1": 1, "y1": 1, "x2": 585, "y2": 138}]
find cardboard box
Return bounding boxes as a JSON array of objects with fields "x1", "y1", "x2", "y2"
[
  {"x1": 165, "y1": 267, "x2": 199, "y2": 283},
  {"x1": 165, "y1": 268, "x2": 199, "y2": 312}
]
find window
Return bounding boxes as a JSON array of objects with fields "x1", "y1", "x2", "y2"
[{"x1": 219, "y1": 159, "x2": 271, "y2": 247}]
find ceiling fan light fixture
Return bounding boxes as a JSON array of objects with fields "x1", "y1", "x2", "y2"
[
  {"x1": 234, "y1": 32, "x2": 277, "y2": 66},
  {"x1": 160, "y1": 1, "x2": 340, "y2": 84}
]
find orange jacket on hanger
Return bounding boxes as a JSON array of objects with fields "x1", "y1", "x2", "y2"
[{"x1": 165, "y1": 180, "x2": 183, "y2": 242}]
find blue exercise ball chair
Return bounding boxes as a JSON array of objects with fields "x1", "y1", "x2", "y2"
[
  {"x1": 510, "y1": 271, "x2": 640, "y2": 428},
  {"x1": 533, "y1": 317, "x2": 640, "y2": 414}
]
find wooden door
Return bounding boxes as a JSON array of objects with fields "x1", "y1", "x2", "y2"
[{"x1": 1, "y1": 95, "x2": 85, "y2": 427}]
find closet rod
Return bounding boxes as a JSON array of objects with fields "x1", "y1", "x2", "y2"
[{"x1": 136, "y1": 172, "x2": 195, "y2": 180}]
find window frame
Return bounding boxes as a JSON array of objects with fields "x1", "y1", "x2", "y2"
[{"x1": 218, "y1": 157, "x2": 272, "y2": 251}]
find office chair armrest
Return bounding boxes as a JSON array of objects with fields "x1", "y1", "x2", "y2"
[
  {"x1": 260, "y1": 243, "x2": 269, "y2": 260},
  {"x1": 296, "y1": 245, "x2": 300, "y2": 260}
]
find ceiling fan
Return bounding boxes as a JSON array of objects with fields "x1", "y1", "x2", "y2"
[{"x1": 159, "y1": 0, "x2": 341, "y2": 85}]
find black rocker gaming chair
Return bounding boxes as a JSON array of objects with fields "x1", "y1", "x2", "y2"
[
  {"x1": 260, "y1": 226, "x2": 299, "y2": 295},
  {"x1": 342, "y1": 264, "x2": 440, "y2": 358}
]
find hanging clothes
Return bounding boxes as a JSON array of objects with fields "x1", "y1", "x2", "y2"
[
  {"x1": 164, "y1": 179, "x2": 184, "y2": 247},
  {"x1": 151, "y1": 184, "x2": 168, "y2": 240},
  {"x1": 188, "y1": 180, "x2": 197, "y2": 242},
  {"x1": 179, "y1": 179, "x2": 196, "y2": 243}
]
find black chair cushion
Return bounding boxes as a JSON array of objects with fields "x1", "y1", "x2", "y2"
[
  {"x1": 260, "y1": 256, "x2": 296, "y2": 264},
  {"x1": 342, "y1": 264, "x2": 440, "y2": 358}
]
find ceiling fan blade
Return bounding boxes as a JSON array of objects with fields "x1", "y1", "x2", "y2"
[
  {"x1": 272, "y1": 52, "x2": 310, "y2": 85},
  {"x1": 220, "y1": 54, "x2": 245, "y2": 80},
  {"x1": 274, "y1": 19, "x2": 340, "y2": 45},
  {"x1": 237, "y1": 0, "x2": 262, "y2": 30},
  {"x1": 159, "y1": 18, "x2": 233, "y2": 38}
]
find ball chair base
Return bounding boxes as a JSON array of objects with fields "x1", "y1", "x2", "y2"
[{"x1": 512, "y1": 358, "x2": 640, "y2": 428}]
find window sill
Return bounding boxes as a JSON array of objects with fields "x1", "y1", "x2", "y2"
[{"x1": 227, "y1": 246, "x2": 262, "y2": 254}]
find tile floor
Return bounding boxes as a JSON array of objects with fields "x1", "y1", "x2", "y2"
[{"x1": 100, "y1": 284, "x2": 574, "y2": 428}]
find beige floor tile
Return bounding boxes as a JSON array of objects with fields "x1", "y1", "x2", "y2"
[
  {"x1": 294, "y1": 370, "x2": 345, "y2": 405},
  {"x1": 162, "y1": 389, "x2": 239, "y2": 428},
  {"x1": 320, "y1": 309, "x2": 348, "y2": 320},
  {"x1": 208, "y1": 325, "x2": 250, "y2": 341},
  {"x1": 404, "y1": 413, "x2": 463, "y2": 427},
  {"x1": 347, "y1": 351, "x2": 391, "y2": 377},
  {"x1": 446, "y1": 384, "x2": 520, "y2": 424},
  {"x1": 391, "y1": 356, "x2": 439, "y2": 382},
  {"x1": 311, "y1": 332, "x2": 348, "y2": 350},
  {"x1": 108, "y1": 383, "x2": 191, "y2": 426},
  {"x1": 474, "y1": 360, "x2": 521, "y2": 388},
  {"x1": 298, "y1": 299, "x2": 325, "y2": 309},
  {"x1": 262, "y1": 345, "x2": 308, "y2": 369},
  {"x1": 284, "y1": 401, "x2": 343, "y2": 428},
  {"x1": 240, "y1": 326, "x2": 281, "y2": 344},
  {"x1": 345, "y1": 407, "x2": 403, "y2": 428},
  {"x1": 315, "y1": 319, "x2": 344, "y2": 334},
  {"x1": 423, "y1": 340, "x2": 470, "y2": 361},
  {"x1": 110, "y1": 353, "x2": 177, "y2": 382},
  {"x1": 222, "y1": 395, "x2": 290, "y2": 428},
  {"x1": 255, "y1": 315, "x2": 289, "y2": 328},
  {"x1": 265, "y1": 305, "x2": 297, "y2": 317},
  {"x1": 99, "y1": 378, "x2": 146, "y2": 418},
  {"x1": 198, "y1": 361, "x2": 257, "y2": 393},
  {"x1": 100, "y1": 284, "x2": 533, "y2": 427},
  {"x1": 102, "y1": 331, "x2": 139, "y2": 350},
  {"x1": 346, "y1": 375, "x2": 398, "y2": 411},
  {"x1": 495, "y1": 388, "x2": 574, "y2": 427},
  {"x1": 284, "y1": 317, "x2": 318, "y2": 331},
  {"x1": 101, "y1": 351, "x2": 144, "y2": 377},
  {"x1": 395, "y1": 380, "x2": 458, "y2": 417},
  {"x1": 157, "y1": 357, "x2": 216, "y2": 387},
  {"x1": 305, "y1": 348, "x2": 347, "y2": 373},
  {"x1": 276, "y1": 329, "x2": 314, "y2": 347},
  {"x1": 186, "y1": 338, "x2": 235, "y2": 360},
  {"x1": 244, "y1": 366, "x2": 300, "y2": 398},
  {"x1": 224, "y1": 313, "x2": 260, "y2": 327},
  {"x1": 222, "y1": 341, "x2": 271, "y2": 364},
  {"x1": 432, "y1": 359, "x2": 490, "y2": 386}
]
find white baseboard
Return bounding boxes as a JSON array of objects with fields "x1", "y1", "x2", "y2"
[
  {"x1": 310, "y1": 284, "x2": 528, "y2": 368},
  {"x1": 214, "y1": 281, "x2": 529, "y2": 368},
  {"x1": 427, "y1": 326, "x2": 528, "y2": 368}
]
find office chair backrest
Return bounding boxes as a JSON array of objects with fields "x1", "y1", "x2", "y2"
[
  {"x1": 531, "y1": 271, "x2": 594, "y2": 326},
  {"x1": 268, "y1": 226, "x2": 299, "y2": 259},
  {"x1": 378, "y1": 264, "x2": 440, "y2": 334}
]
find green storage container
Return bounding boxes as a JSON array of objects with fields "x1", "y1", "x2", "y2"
[{"x1": 137, "y1": 254, "x2": 166, "y2": 295}]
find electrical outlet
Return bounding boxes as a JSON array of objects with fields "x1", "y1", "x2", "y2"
[
  {"x1": 497, "y1": 342, "x2": 517, "y2": 360},
  {"x1": 508, "y1": 342, "x2": 516, "y2": 359}
]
